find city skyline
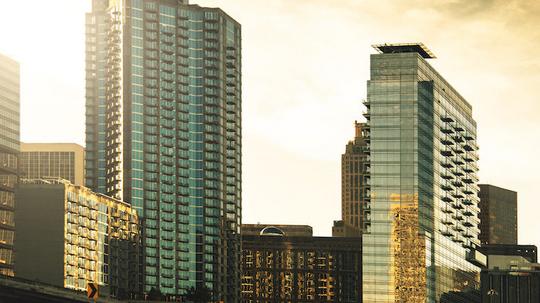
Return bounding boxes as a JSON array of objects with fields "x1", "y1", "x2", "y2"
[{"x1": 0, "y1": 0, "x2": 539, "y2": 253}]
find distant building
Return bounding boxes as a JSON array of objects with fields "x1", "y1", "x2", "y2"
[
  {"x1": 0, "y1": 52, "x2": 20, "y2": 277},
  {"x1": 478, "y1": 184, "x2": 518, "y2": 245},
  {"x1": 331, "y1": 220, "x2": 363, "y2": 237},
  {"x1": 333, "y1": 121, "x2": 369, "y2": 237},
  {"x1": 15, "y1": 179, "x2": 141, "y2": 299},
  {"x1": 20, "y1": 143, "x2": 84, "y2": 186},
  {"x1": 241, "y1": 224, "x2": 362, "y2": 303},
  {"x1": 480, "y1": 244, "x2": 540, "y2": 303},
  {"x1": 479, "y1": 244, "x2": 537, "y2": 269},
  {"x1": 481, "y1": 264, "x2": 540, "y2": 303}
]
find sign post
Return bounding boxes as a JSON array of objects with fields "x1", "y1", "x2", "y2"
[{"x1": 87, "y1": 282, "x2": 99, "y2": 301}]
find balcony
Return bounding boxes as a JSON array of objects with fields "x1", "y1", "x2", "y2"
[
  {"x1": 441, "y1": 216, "x2": 454, "y2": 225},
  {"x1": 463, "y1": 142, "x2": 475, "y2": 151},
  {"x1": 451, "y1": 191, "x2": 464, "y2": 199},
  {"x1": 452, "y1": 135, "x2": 464, "y2": 143},
  {"x1": 441, "y1": 195, "x2": 453, "y2": 203},
  {"x1": 462, "y1": 209, "x2": 474, "y2": 216},
  {"x1": 441, "y1": 204, "x2": 453, "y2": 214},
  {"x1": 462, "y1": 199, "x2": 474, "y2": 206},
  {"x1": 451, "y1": 202, "x2": 464, "y2": 210},
  {"x1": 441, "y1": 127, "x2": 454, "y2": 134},
  {"x1": 463, "y1": 188, "x2": 474, "y2": 195},
  {"x1": 452, "y1": 213, "x2": 463, "y2": 221},
  {"x1": 440, "y1": 160, "x2": 454, "y2": 169},
  {"x1": 441, "y1": 116, "x2": 454, "y2": 123},
  {"x1": 440, "y1": 138, "x2": 453, "y2": 146},
  {"x1": 451, "y1": 169, "x2": 464, "y2": 177},
  {"x1": 463, "y1": 221, "x2": 474, "y2": 227},
  {"x1": 441, "y1": 183, "x2": 454, "y2": 192},
  {"x1": 440, "y1": 228, "x2": 455, "y2": 237},
  {"x1": 441, "y1": 149, "x2": 454, "y2": 157}
]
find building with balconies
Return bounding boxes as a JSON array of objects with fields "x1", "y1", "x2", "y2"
[
  {"x1": 14, "y1": 178, "x2": 141, "y2": 299},
  {"x1": 361, "y1": 43, "x2": 482, "y2": 302},
  {"x1": 85, "y1": 0, "x2": 242, "y2": 300}
]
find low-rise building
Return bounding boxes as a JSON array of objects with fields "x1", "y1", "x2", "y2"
[
  {"x1": 241, "y1": 224, "x2": 362, "y2": 303},
  {"x1": 14, "y1": 178, "x2": 141, "y2": 299},
  {"x1": 241, "y1": 224, "x2": 313, "y2": 237},
  {"x1": 480, "y1": 244, "x2": 540, "y2": 302}
]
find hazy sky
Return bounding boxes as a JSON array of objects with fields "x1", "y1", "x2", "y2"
[{"x1": 0, "y1": 0, "x2": 538, "y2": 247}]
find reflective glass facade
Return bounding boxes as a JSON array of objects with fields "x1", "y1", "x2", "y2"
[
  {"x1": 0, "y1": 53, "x2": 19, "y2": 277},
  {"x1": 85, "y1": 0, "x2": 241, "y2": 299},
  {"x1": 362, "y1": 49, "x2": 481, "y2": 302},
  {"x1": 478, "y1": 184, "x2": 517, "y2": 245}
]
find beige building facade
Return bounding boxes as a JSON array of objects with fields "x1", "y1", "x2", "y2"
[
  {"x1": 15, "y1": 178, "x2": 141, "y2": 298},
  {"x1": 20, "y1": 143, "x2": 84, "y2": 186}
]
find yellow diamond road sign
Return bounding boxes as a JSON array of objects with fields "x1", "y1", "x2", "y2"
[{"x1": 87, "y1": 282, "x2": 99, "y2": 299}]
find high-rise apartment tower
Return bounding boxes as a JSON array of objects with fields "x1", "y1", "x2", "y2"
[
  {"x1": 0, "y1": 53, "x2": 19, "y2": 277},
  {"x1": 362, "y1": 43, "x2": 483, "y2": 302},
  {"x1": 85, "y1": 0, "x2": 242, "y2": 300}
]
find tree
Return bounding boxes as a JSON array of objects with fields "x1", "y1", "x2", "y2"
[
  {"x1": 184, "y1": 286, "x2": 212, "y2": 303},
  {"x1": 147, "y1": 287, "x2": 164, "y2": 301}
]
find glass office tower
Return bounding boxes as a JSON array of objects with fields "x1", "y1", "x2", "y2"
[
  {"x1": 478, "y1": 184, "x2": 518, "y2": 245},
  {"x1": 85, "y1": 0, "x2": 241, "y2": 300},
  {"x1": 362, "y1": 44, "x2": 482, "y2": 302},
  {"x1": 0, "y1": 53, "x2": 19, "y2": 277}
]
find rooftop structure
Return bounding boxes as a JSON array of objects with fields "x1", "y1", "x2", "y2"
[
  {"x1": 372, "y1": 42, "x2": 436, "y2": 59},
  {"x1": 241, "y1": 224, "x2": 313, "y2": 237}
]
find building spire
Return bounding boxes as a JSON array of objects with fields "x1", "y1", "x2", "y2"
[{"x1": 355, "y1": 120, "x2": 362, "y2": 139}]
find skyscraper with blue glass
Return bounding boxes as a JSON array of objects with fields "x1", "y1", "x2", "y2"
[
  {"x1": 362, "y1": 43, "x2": 483, "y2": 302},
  {"x1": 85, "y1": 0, "x2": 241, "y2": 300}
]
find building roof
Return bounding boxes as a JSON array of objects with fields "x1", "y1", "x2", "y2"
[
  {"x1": 242, "y1": 224, "x2": 313, "y2": 237},
  {"x1": 372, "y1": 43, "x2": 436, "y2": 59},
  {"x1": 260, "y1": 226, "x2": 285, "y2": 236}
]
